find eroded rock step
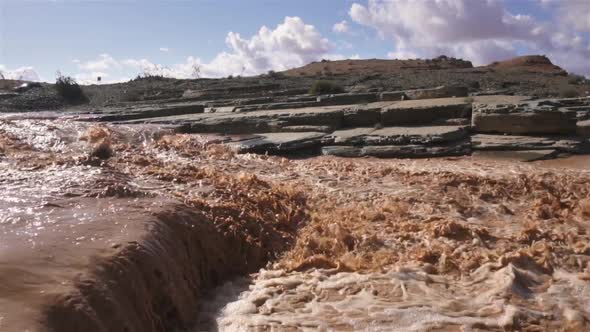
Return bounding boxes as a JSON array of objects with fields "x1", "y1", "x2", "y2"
[
  {"x1": 472, "y1": 103, "x2": 578, "y2": 135},
  {"x1": 132, "y1": 98, "x2": 476, "y2": 134},
  {"x1": 229, "y1": 126, "x2": 470, "y2": 156},
  {"x1": 323, "y1": 125, "x2": 469, "y2": 146},
  {"x1": 321, "y1": 140, "x2": 470, "y2": 158},
  {"x1": 472, "y1": 134, "x2": 586, "y2": 153},
  {"x1": 89, "y1": 102, "x2": 205, "y2": 122}
]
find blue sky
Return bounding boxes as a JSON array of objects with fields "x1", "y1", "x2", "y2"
[{"x1": 1, "y1": 0, "x2": 589, "y2": 82}]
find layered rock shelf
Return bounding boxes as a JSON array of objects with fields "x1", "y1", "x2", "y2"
[{"x1": 94, "y1": 94, "x2": 590, "y2": 158}]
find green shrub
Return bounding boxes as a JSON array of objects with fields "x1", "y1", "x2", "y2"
[
  {"x1": 55, "y1": 74, "x2": 87, "y2": 102},
  {"x1": 309, "y1": 80, "x2": 345, "y2": 95}
]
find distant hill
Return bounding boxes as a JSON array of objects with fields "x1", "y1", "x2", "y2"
[
  {"x1": 281, "y1": 55, "x2": 568, "y2": 77},
  {"x1": 281, "y1": 56, "x2": 473, "y2": 77},
  {"x1": 486, "y1": 55, "x2": 566, "y2": 75}
]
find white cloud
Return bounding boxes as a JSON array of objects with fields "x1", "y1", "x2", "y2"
[
  {"x1": 0, "y1": 65, "x2": 41, "y2": 81},
  {"x1": 333, "y1": 20, "x2": 350, "y2": 34},
  {"x1": 77, "y1": 53, "x2": 120, "y2": 71},
  {"x1": 349, "y1": 0, "x2": 590, "y2": 75},
  {"x1": 541, "y1": 0, "x2": 590, "y2": 32},
  {"x1": 159, "y1": 47, "x2": 170, "y2": 52},
  {"x1": 72, "y1": 16, "x2": 336, "y2": 81},
  {"x1": 217, "y1": 16, "x2": 333, "y2": 75}
]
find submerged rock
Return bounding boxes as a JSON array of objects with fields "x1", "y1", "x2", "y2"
[
  {"x1": 322, "y1": 140, "x2": 470, "y2": 158},
  {"x1": 229, "y1": 132, "x2": 326, "y2": 154}
]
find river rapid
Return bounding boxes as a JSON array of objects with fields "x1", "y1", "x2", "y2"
[{"x1": 1, "y1": 113, "x2": 589, "y2": 331}]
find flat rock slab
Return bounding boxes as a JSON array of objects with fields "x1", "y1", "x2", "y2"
[
  {"x1": 281, "y1": 125, "x2": 333, "y2": 133},
  {"x1": 472, "y1": 134, "x2": 584, "y2": 152},
  {"x1": 322, "y1": 141, "x2": 470, "y2": 158},
  {"x1": 472, "y1": 150, "x2": 559, "y2": 162},
  {"x1": 133, "y1": 105, "x2": 347, "y2": 134},
  {"x1": 577, "y1": 120, "x2": 590, "y2": 138},
  {"x1": 92, "y1": 102, "x2": 205, "y2": 122},
  {"x1": 472, "y1": 103, "x2": 577, "y2": 135},
  {"x1": 236, "y1": 100, "x2": 319, "y2": 112},
  {"x1": 323, "y1": 125, "x2": 470, "y2": 146},
  {"x1": 229, "y1": 132, "x2": 326, "y2": 154},
  {"x1": 342, "y1": 105, "x2": 381, "y2": 127},
  {"x1": 381, "y1": 99, "x2": 471, "y2": 125},
  {"x1": 404, "y1": 85, "x2": 468, "y2": 100}
]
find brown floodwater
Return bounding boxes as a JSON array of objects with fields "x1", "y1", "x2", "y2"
[
  {"x1": 1, "y1": 113, "x2": 589, "y2": 331},
  {"x1": 193, "y1": 155, "x2": 590, "y2": 332}
]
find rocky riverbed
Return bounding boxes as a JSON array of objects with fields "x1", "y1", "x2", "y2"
[
  {"x1": 1, "y1": 109, "x2": 589, "y2": 331},
  {"x1": 1, "y1": 55, "x2": 590, "y2": 331}
]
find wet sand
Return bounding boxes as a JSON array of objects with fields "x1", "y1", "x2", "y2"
[{"x1": 1, "y1": 114, "x2": 589, "y2": 331}]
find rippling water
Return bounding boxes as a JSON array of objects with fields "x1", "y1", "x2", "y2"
[{"x1": 2, "y1": 113, "x2": 590, "y2": 331}]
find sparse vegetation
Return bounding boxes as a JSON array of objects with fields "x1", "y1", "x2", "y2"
[
  {"x1": 55, "y1": 73, "x2": 87, "y2": 103},
  {"x1": 309, "y1": 80, "x2": 345, "y2": 95},
  {"x1": 267, "y1": 70, "x2": 285, "y2": 79},
  {"x1": 568, "y1": 74, "x2": 587, "y2": 85},
  {"x1": 131, "y1": 74, "x2": 167, "y2": 82},
  {"x1": 558, "y1": 86, "x2": 580, "y2": 98}
]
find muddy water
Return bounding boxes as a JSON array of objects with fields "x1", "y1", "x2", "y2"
[
  {"x1": 1, "y1": 114, "x2": 590, "y2": 331},
  {"x1": 195, "y1": 157, "x2": 590, "y2": 331}
]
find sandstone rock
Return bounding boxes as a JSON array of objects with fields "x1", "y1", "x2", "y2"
[
  {"x1": 320, "y1": 146, "x2": 363, "y2": 157},
  {"x1": 280, "y1": 125, "x2": 333, "y2": 133},
  {"x1": 236, "y1": 101, "x2": 320, "y2": 112},
  {"x1": 182, "y1": 83, "x2": 281, "y2": 100},
  {"x1": 147, "y1": 106, "x2": 346, "y2": 134},
  {"x1": 472, "y1": 150, "x2": 559, "y2": 162},
  {"x1": 381, "y1": 99, "x2": 471, "y2": 125},
  {"x1": 342, "y1": 105, "x2": 381, "y2": 127},
  {"x1": 323, "y1": 125, "x2": 469, "y2": 146},
  {"x1": 472, "y1": 103, "x2": 577, "y2": 135},
  {"x1": 322, "y1": 140, "x2": 470, "y2": 158},
  {"x1": 379, "y1": 91, "x2": 407, "y2": 101},
  {"x1": 404, "y1": 86, "x2": 469, "y2": 100},
  {"x1": 432, "y1": 118, "x2": 471, "y2": 126},
  {"x1": 317, "y1": 93, "x2": 379, "y2": 106},
  {"x1": 205, "y1": 106, "x2": 236, "y2": 113},
  {"x1": 471, "y1": 134, "x2": 584, "y2": 152},
  {"x1": 565, "y1": 106, "x2": 590, "y2": 120},
  {"x1": 94, "y1": 102, "x2": 205, "y2": 122},
  {"x1": 577, "y1": 120, "x2": 590, "y2": 138},
  {"x1": 230, "y1": 132, "x2": 326, "y2": 154},
  {"x1": 236, "y1": 97, "x2": 275, "y2": 106}
]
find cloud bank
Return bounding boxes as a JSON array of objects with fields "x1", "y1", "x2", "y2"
[
  {"x1": 7, "y1": 4, "x2": 590, "y2": 83},
  {"x1": 71, "y1": 16, "x2": 338, "y2": 83},
  {"x1": 0, "y1": 65, "x2": 41, "y2": 81},
  {"x1": 349, "y1": 0, "x2": 590, "y2": 75}
]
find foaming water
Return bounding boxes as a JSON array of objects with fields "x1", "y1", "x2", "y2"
[
  {"x1": 1, "y1": 112, "x2": 590, "y2": 331},
  {"x1": 197, "y1": 265, "x2": 588, "y2": 331}
]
